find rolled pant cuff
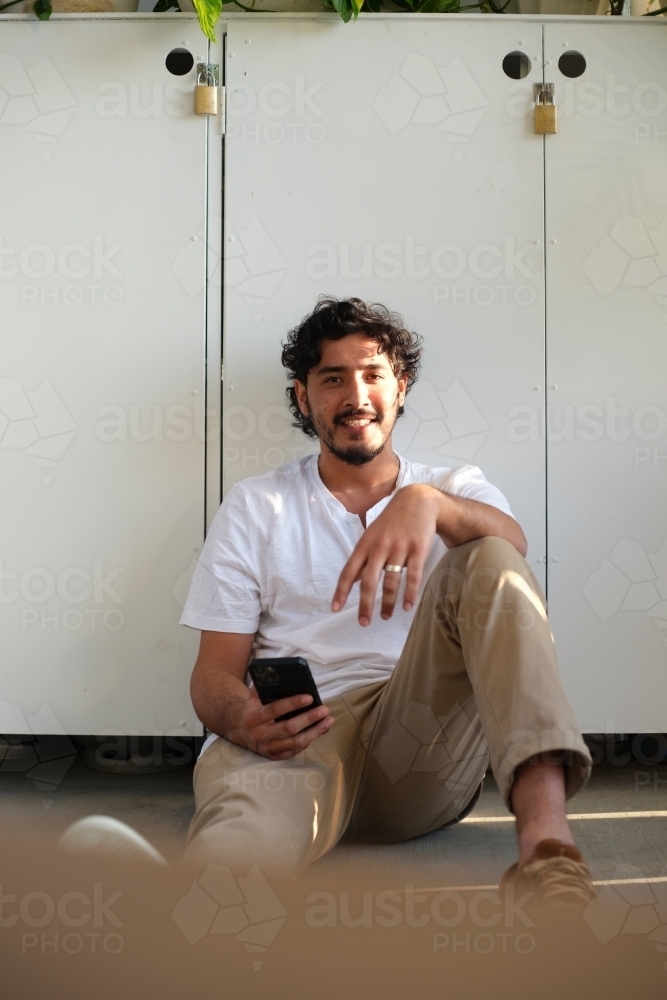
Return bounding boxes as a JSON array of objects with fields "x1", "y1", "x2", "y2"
[{"x1": 496, "y1": 730, "x2": 593, "y2": 812}]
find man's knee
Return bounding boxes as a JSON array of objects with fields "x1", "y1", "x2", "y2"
[
  {"x1": 443, "y1": 535, "x2": 523, "y2": 571},
  {"x1": 430, "y1": 536, "x2": 522, "y2": 586},
  {"x1": 424, "y1": 536, "x2": 541, "y2": 616}
]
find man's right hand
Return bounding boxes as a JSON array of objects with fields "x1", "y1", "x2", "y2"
[
  {"x1": 232, "y1": 690, "x2": 334, "y2": 760},
  {"x1": 191, "y1": 631, "x2": 335, "y2": 761}
]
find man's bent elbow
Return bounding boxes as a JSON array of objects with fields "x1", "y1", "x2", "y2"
[
  {"x1": 513, "y1": 526, "x2": 528, "y2": 559},
  {"x1": 190, "y1": 659, "x2": 214, "y2": 728}
]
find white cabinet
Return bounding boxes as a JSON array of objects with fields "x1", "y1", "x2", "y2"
[
  {"x1": 2, "y1": 14, "x2": 665, "y2": 735},
  {"x1": 223, "y1": 16, "x2": 547, "y2": 588},
  {"x1": 1, "y1": 18, "x2": 220, "y2": 736},
  {"x1": 223, "y1": 14, "x2": 667, "y2": 732},
  {"x1": 544, "y1": 20, "x2": 667, "y2": 731}
]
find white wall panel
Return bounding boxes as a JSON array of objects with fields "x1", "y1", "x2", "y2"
[
  {"x1": 8, "y1": 14, "x2": 663, "y2": 736},
  {"x1": 545, "y1": 20, "x2": 667, "y2": 730},
  {"x1": 1, "y1": 18, "x2": 211, "y2": 735},
  {"x1": 222, "y1": 15, "x2": 547, "y2": 592}
]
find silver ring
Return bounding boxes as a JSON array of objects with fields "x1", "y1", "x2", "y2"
[{"x1": 384, "y1": 564, "x2": 403, "y2": 574}]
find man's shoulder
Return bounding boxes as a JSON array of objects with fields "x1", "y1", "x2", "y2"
[
  {"x1": 399, "y1": 456, "x2": 511, "y2": 514},
  {"x1": 400, "y1": 457, "x2": 487, "y2": 492},
  {"x1": 227, "y1": 455, "x2": 315, "y2": 503},
  {"x1": 207, "y1": 456, "x2": 315, "y2": 541}
]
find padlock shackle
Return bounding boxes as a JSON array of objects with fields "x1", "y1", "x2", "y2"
[{"x1": 533, "y1": 82, "x2": 555, "y2": 107}]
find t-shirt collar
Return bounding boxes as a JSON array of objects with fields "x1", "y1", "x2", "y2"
[{"x1": 308, "y1": 451, "x2": 406, "y2": 519}]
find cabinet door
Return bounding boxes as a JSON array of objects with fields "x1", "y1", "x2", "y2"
[
  {"x1": 545, "y1": 22, "x2": 667, "y2": 731},
  {"x1": 223, "y1": 16, "x2": 546, "y2": 582},
  {"x1": 0, "y1": 19, "x2": 213, "y2": 735}
]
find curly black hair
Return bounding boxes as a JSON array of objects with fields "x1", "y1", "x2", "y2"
[{"x1": 281, "y1": 297, "x2": 423, "y2": 439}]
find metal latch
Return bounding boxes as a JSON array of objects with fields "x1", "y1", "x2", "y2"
[{"x1": 534, "y1": 83, "x2": 557, "y2": 135}]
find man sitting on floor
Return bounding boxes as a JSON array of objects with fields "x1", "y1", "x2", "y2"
[{"x1": 176, "y1": 297, "x2": 594, "y2": 904}]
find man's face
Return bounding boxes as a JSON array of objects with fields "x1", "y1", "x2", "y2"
[{"x1": 294, "y1": 334, "x2": 407, "y2": 466}]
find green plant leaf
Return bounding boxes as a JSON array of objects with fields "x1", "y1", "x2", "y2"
[
  {"x1": 32, "y1": 0, "x2": 52, "y2": 18},
  {"x1": 330, "y1": 0, "x2": 354, "y2": 20},
  {"x1": 362, "y1": 0, "x2": 384, "y2": 10},
  {"x1": 192, "y1": 0, "x2": 222, "y2": 42}
]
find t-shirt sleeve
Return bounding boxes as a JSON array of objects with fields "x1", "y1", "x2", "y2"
[
  {"x1": 180, "y1": 483, "x2": 261, "y2": 633},
  {"x1": 437, "y1": 465, "x2": 515, "y2": 518}
]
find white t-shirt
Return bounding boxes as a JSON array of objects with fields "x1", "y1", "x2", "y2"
[{"x1": 182, "y1": 454, "x2": 513, "y2": 753}]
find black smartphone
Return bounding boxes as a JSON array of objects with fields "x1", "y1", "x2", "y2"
[{"x1": 248, "y1": 657, "x2": 323, "y2": 722}]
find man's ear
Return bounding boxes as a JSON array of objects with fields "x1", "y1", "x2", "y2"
[
  {"x1": 397, "y1": 373, "x2": 408, "y2": 405},
  {"x1": 294, "y1": 380, "x2": 309, "y2": 416}
]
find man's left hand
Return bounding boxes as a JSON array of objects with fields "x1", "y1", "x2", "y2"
[
  {"x1": 331, "y1": 485, "x2": 527, "y2": 625},
  {"x1": 331, "y1": 484, "x2": 439, "y2": 626}
]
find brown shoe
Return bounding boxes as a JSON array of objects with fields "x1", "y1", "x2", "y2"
[{"x1": 501, "y1": 839, "x2": 596, "y2": 909}]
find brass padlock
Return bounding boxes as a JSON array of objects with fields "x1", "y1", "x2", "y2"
[
  {"x1": 194, "y1": 64, "x2": 219, "y2": 117},
  {"x1": 534, "y1": 83, "x2": 557, "y2": 135}
]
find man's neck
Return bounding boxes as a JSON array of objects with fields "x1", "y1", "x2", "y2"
[{"x1": 317, "y1": 444, "x2": 400, "y2": 520}]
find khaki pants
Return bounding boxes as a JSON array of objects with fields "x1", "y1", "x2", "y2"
[{"x1": 184, "y1": 537, "x2": 592, "y2": 876}]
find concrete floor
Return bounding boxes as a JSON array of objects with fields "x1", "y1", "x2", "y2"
[{"x1": 1, "y1": 737, "x2": 666, "y2": 884}]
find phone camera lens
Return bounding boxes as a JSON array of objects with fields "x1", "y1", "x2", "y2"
[{"x1": 256, "y1": 665, "x2": 278, "y2": 684}]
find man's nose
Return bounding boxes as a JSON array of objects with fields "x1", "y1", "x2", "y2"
[{"x1": 345, "y1": 375, "x2": 371, "y2": 409}]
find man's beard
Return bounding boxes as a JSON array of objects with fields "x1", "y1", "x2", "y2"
[
  {"x1": 310, "y1": 404, "x2": 397, "y2": 467},
  {"x1": 326, "y1": 437, "x2": 386, "y2": 467}
]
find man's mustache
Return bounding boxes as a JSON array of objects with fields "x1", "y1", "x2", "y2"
[{"x1": 333, "y1": 409, "x2": 382, "y2": 426}]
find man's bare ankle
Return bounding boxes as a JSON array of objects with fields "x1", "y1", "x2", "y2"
[
  {"x1": 517, "y1": 826, "x2": 575, "y2": 866},
  {"x1": 511, "y1": 753, "x2": 574, "y2": 865}
]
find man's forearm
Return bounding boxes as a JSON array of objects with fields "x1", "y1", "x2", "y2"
[
  {"x1": 191, "y1": 664, "x2": 252, "y2": 743},
  {"x1": 434, "y1": 489, "x2": 527, "y2": 556}
]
